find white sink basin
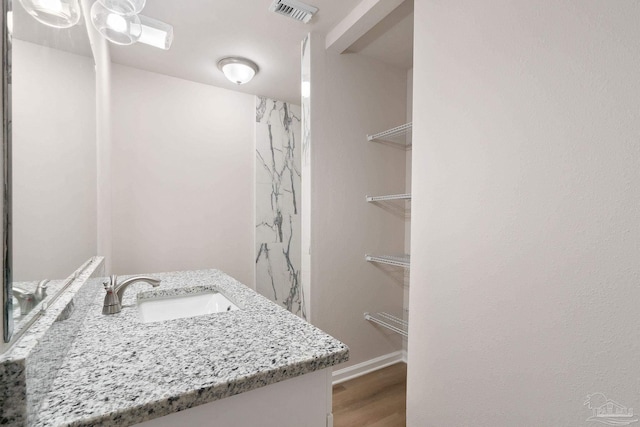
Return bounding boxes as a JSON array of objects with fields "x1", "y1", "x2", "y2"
[{"x1": 138, "y1": 291, "x2": 240, "y2": 323}]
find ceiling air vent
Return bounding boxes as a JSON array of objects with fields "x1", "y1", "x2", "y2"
[{"x1": 269, "y1": 0, "x2": 318, "y2": 24}]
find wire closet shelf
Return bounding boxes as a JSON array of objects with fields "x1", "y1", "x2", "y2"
[
  {"x1": 367, "y1": 122, "x2": 412, "y2": 145},
  {"x1": 365, "y1": 254, "x2": 410, "y2": 269},
  {"x1": 366, "y1": 193, "x2": 411, "y2": 202},
  {"x1": 364, "y1": 312, "x2": 408, "y2": 337}
]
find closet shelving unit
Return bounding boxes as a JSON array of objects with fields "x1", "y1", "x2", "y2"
[{"x1": 364, "y1": 122, "x2": 412, "y2": 337}]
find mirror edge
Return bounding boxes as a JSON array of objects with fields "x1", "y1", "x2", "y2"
[{"x1": 2, "y1": 0, "x2": 11, "y2": 345}]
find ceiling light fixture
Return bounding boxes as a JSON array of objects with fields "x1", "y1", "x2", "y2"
[
  {"x1": 217, "y1": 57, "x2": 259, "y2": 85},
  {"x1": 18, "y1": 0, "x2": 81, "y2": 28},
  {"x1": 98, "y1": 0, "x2": 145, "y2": 16},
  {"x1": 90, "y1": 0, "x2": 141, "y2": 45}
]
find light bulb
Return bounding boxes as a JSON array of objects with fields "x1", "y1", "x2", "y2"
[
  {"x1": 90, "y1": 0, "x2": 142, "y2": 45},
  {"x1": 106, "y1": 13, "x2": 126, "y2": 33}
]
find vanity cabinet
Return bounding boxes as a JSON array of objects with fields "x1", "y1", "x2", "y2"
[{"x1": 134, "y1": 369, "x2": 333, "y2": 427}]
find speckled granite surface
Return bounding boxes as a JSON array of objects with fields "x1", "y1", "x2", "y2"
[
  {"x1": 0, "y1": 258, "x2": 105, "y2": 427},
  {"x1": 34, "y1": 269, "x2": 349, "y2": 427}
]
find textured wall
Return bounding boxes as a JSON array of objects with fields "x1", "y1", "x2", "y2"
[
  {"x1": 408, "y1": 1, "x2": 640, "y2": 425},
  {"x1": 255, "y1": 96, "x2": 306, "y2": 318}
]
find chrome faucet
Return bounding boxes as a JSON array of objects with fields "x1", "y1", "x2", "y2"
[
  {"x1": 103, "y1": 274, "x2": 161, "y2": 315},
  {"x1": 13, "y1": 287, "x2": 36, "y2": 314},
  {"x1": 13, "y1": 280, "x2": 49, "y2": 315}
]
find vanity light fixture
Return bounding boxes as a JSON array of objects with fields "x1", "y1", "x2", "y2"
[
  {"x1": 18, "y1": 0, "x2": 82, "y2": 28},
  {"x1": 217, "y1": 57, "x2": 259, "y2": 85},
  {"x1": 98, "y1": 0, "x2": 145, "y2": 15},
  {"x1": 138, "y1": 15, "x2": 173, "y2": 50},
  {"x1": 89, "y1": 1, "x2": 173, "y2": 49},
  {"x1": 90, "y1": 0, "x2": 141, "y2": 45}
]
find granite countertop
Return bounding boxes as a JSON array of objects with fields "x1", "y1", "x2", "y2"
[{"x1": 34, "y1": 269, "x2": 349, "y2": 427}]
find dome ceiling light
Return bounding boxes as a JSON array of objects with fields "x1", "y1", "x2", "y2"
[{"x1": 217, "y1": 57, "x2": 259, "y2": 85}]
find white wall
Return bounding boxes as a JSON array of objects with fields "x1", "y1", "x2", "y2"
[
  {"x1": 95, "y1": 52, "x2": 112, "y2": 274},
  {"x1": 110, "y1": 65, "x2": 255, "y2": 286},
  {"x1": 12, "y1": 40, "x2": 96, "y2": 281},
  {"x1": 408, "y1": 1, "x2": 640, "y2": 425},
  {"x1": 309, "y1": 33, "x2": 407, "y2": 368},
  {"x1": 81, "y1": 0, "x2": 114, "y2": 275},
  {"x1": 403, "y1": 67, "x2": 412, "y2": 354}
]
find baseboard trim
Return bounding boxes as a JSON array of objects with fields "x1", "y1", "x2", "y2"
[{"x1": 332, "y1": 351, "x2": 405, "y2": 385}]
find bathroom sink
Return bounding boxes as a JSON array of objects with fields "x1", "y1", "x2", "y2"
[{"x1": 137, "y1": 291, "x2": 240, "y2": 323}]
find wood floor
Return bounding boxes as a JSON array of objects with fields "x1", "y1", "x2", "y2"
[{"x1": 332, "y1": 362, "x2": 407, "y2": 427}]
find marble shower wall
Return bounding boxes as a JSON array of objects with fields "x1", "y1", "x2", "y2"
[{"x1": 255, "y1": 97, "x2": 306, "y2": 319}]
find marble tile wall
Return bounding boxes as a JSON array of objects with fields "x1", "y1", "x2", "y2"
[{"x1": 255, "y1": 97, "x2": 306, "y2": 319}]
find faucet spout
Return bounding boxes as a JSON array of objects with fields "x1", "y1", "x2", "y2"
[
  {"x1": 102, "y1": 275, "x2": 161, "y2": 315},
  {"x1": 35, "y1": 279, "x2": 49, "y2": 301}
]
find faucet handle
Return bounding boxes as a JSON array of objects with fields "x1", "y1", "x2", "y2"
[
  {"x1": 102, "y1": 276, "x2": 121, "y2": 315},
  {"x1": 103, "y1": 275, "x2": 117, "y2": 291}
]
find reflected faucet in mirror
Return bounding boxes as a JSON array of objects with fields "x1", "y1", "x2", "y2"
[
  {"x1": 12, "y1": 280, "x2": 49, "y2": 316},
  {"x1": 103, "y1": 275, "x2": 161, "y2": 315}
]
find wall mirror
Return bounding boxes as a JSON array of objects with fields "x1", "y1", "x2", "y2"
[{"x1": 2, "y1": 0, "x2": 96, "y2": 345}]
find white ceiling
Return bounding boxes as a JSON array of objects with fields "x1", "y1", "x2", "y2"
[
  {"x1": 110, "y1": 0, "x2": 363, "y2": 104},
  {"x1": 13, "y1": 0, "x2": 414, "y2": 105}
]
